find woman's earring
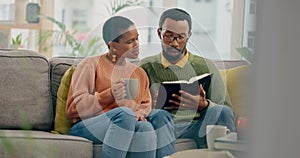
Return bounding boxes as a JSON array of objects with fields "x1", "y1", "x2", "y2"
[{"x1": 112, "y1": 49, "x2": 117, "y2": 63}]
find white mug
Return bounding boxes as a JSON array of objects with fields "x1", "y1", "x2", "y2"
[
  {"x1": 123, "y1": 78, "x2": 139, "y2": 99},
  {"x1": 206, "y1": 125, "x2": 230, "y2": 150}
]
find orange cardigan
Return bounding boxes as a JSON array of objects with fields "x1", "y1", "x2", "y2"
[{"x1": 66, "y1": 54, "x2": 152, "y2": 123}]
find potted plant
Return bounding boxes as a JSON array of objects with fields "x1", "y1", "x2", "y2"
[{"x1": 11, "y1": 33, "x2": 23, "y2": 49}]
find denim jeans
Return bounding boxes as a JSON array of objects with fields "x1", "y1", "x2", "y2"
[
  {"x1": 69, "y1": 107, "x2": 175, "y2": 158},
  {"x1": 174, "y1": 105, "x2": 236, "y2": 148}
]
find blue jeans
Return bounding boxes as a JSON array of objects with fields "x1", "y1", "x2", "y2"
[
  {"x1": 69, "y1": 107, "x2": 175, "y2": 158},
  {"x1": 174, "y1": 105, "x2": 236, "y2": 148}
]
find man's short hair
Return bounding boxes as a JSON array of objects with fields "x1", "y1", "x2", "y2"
[
  {"x1": 102, "y1": 16, "x2": 134, "y2": 47},
  {"x1": 159, "y1": 8, "x2": 192, "y2": 32}
]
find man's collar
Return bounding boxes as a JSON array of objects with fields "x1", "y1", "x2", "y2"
[{"x1": 161, "y1": 49, "x2": 189, "y2": 68}]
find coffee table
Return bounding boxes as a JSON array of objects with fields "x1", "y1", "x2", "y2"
[{"x1": 163, "y1": 149, "x2": 236, "y2": 158}]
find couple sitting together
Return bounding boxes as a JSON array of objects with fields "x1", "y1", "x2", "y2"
[{"x1": 66, "y1": 8, "x2": 236, "y2": 158}]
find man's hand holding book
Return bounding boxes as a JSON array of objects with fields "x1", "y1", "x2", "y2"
[{"x1": 167, "y1": 84, "x2": 209, "y2": 112}]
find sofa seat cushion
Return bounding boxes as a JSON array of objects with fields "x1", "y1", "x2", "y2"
[
  {"x1": 0, "y1": 130, "x2": 92, "y2": 158},
  {"x1": 92, "y1": 138, "x2": 197, "y2": 158}
]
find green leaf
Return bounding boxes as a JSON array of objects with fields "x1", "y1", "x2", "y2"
[
  {"x1": 236, "y1": 47, "x2": 254, "y2": 63},
  {"x1": 108, "y1": 0, "x2": 144, "y2": 15},
  {"x1": 39, "y1": 15, "x2": 66, "y2": 32},
  {"x1": 12, "y1": 33, "x2": 22, "y2": 45}
]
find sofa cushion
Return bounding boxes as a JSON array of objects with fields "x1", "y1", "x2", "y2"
[
  {"x1": 221, "y1": 65, "x2": 250, "y2": 117},
  {"x1": 0, "y1": 130, "x2": 93, "y2": 158},
  {"x1": 0, "y1": 49, "x2": 53, "y2": 131},
  {"x1": 49, "y1": 57, "x2": 83, "y2": 115},
  {"x1": 213, "y1": 59, "x2": 249, "y2": 70},
  {"x1": 92, "y1": 138, "x2": 197, "y2": 157},
  {"x1": 52, "y1": 66, "x2": 74, "y2": 134}
]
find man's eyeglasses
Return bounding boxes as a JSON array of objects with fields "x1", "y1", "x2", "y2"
[{"x1": 160, "y1": 29, "x2": 189, "y2": 44}]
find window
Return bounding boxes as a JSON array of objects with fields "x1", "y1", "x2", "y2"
[
  {"x1": 0, "y1": 0, "x2": 14, "y2": 21},
  {"x1": 243, "y1": 0, "x2": 257, "y2": 54},
  {"x1": 48, "y1": 0, "x2": 239, "y2": 59},
  {"x1": 0, "y1": 0, "x2": 46, "y2": 52},
  {"x1": 72, "y1": 9, "x2": 87, "y2": 28},
  {"x1": 176, "y1": 0, "x2": 233, "y2": 59},
  {"x1": 249, "y1": 0, "x2": 256, "y2": 14},
  {"x1": 0, "y1": 0, "x2": 14, "y2": 48},
  {"x1": 247, "y1": 31, "x2": 255, "y2": 50},
  {"x1": 0, "y1": 0, "x2": 256, "y2": 60}
]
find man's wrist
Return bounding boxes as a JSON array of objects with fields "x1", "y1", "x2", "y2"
[{"x1": 198, "y1": 100, "x2": 209, "y2": 112}]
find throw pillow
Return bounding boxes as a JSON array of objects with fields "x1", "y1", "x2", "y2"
[
  {"x1": 51, "y1": 65, "x2": 75, "y2": 134},
  {"x1": 225, "y1": 65, "x2": 250, "y2": 117}
]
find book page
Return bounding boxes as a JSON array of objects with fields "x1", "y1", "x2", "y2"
[
  {"x1": 188, "y1": 73, "x2": 211, "y2": 83},
  {"x1": 162, "y1": 73, "x2": 211, "y2": 84},
  {"x1": 162, "y1": 80, "x2": 189, "y2": 84}
]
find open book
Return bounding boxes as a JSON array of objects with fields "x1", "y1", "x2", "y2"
[{"x1": 155, "y1": 73, "x2": 213, "y2": 111}]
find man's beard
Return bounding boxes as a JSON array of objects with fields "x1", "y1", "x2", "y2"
[{"x1": 162, "y1": 44, "x2": 186, "y2": 62}]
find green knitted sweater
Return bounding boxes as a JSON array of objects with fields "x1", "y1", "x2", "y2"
[{"x1": 140, "y1": 52, "x2": 232, "y2": 123}]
